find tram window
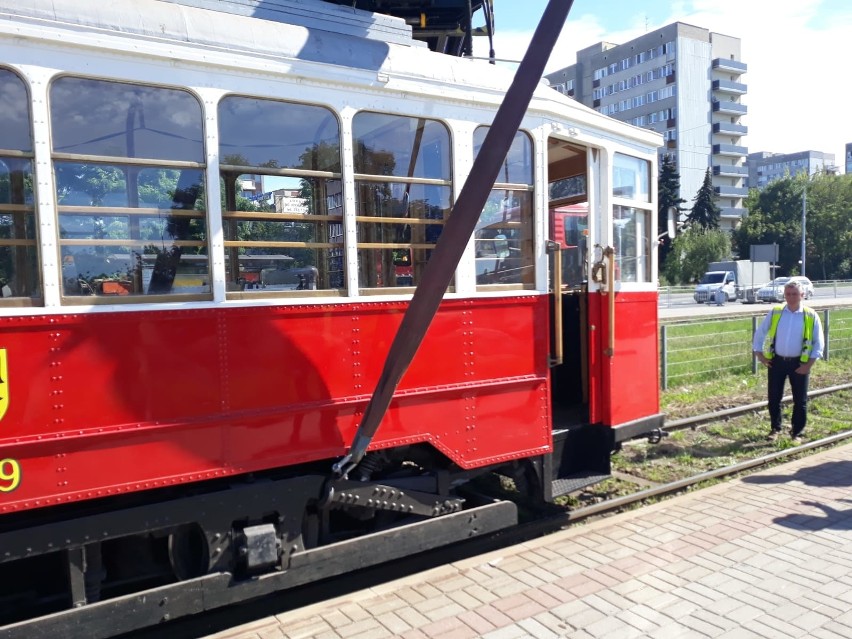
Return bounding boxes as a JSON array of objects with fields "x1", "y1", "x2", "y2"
[
  {"x1": 473, "y1": 128, "x2": 534, "y2": 289},
  {"x1": 551, "y1": 203, "x2": 588, "y2": 289},
  {"x1": 353, "y1": 112, "x2": 451, "y2": 291},
  {"x1": 613, "y1": 205, "x2": 651, "y2": 283},
  {"x1": 612, "y1": 153, "x2": 652, "y2": 283},
  {"x1": 218, "y1": 96, "x2": 343, "y2": 296},
  {"x1": 613, "y1": 153, "x2": 650, "y2": 202},
  {"x1": 51, "y1": 78, "x2": 203, "y2": 161},
  {"x1": 50, "y1": 77, "x2": 208, "y2": 301},
  {"x1": 0, "y1": 68, "x2": 40, "y2": 303}
]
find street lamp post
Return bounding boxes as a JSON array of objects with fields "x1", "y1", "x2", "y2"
[{"x1": 801, "y1": 186, "x2": 807, "y2": 277}]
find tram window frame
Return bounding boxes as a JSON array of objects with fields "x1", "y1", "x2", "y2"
[
  {"x1": 0, "y1": 67, "x2": 41, "y2": 306},
  {"x1": 49, "y1": 76, "x2": 210, "y2": 304},
  {"x1": 218, "y1": 95, "x2": 345, "y2": 299},
  {"x1": 612, "y1": 153, "x2": 652, "y2": 283},
  {"x1": 473, "y1": 128, "x2": 535, "y2": 291},
  {"x1": 352, "y1": 111, "x2": 453, "y2": 294}
]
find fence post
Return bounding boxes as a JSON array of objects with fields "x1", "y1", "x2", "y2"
[
  {"x1": 660, "y1": 324, "x2": 668, "y2": 390},
  {"x1": 823, "y1": 309, "x2": 830, "y2": 362},
  {"x1": 751, "y1": 315, "x2": 758, "y2": 374}
]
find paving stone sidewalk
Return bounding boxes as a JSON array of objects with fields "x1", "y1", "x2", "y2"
[{"x1": 206, "y1": 443, "x2": 852, "y2": 639}]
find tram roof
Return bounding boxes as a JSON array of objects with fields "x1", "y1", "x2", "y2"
[
  {"x1": 162, "y1": 1, "x2": 487, "y2": 55},
  {"x1": 0, "y1": 0, "x2": 661, "y2": 150},
  {"x1": 2, "y1": 0, "x2": 420, "y2": 71},
  {"x1": 158, "y1": 0, "x2": 422, "y2": 48}
]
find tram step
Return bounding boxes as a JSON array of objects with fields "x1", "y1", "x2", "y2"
[{"x1": 551, "y1": 473, "x2": 611, "y2": 497}]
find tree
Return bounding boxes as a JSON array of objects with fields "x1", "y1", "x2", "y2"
[
  {"x1": 731, "y1": 172, "x2": 852, "y2": 280},
  {"x1": 657, "y1": 154, "x2": 686, "y2": 272},
  {"x1": 663, "y1": 226, "x2": 731, "y2": 285},
  {"x1": 732, "y1": 174, "x2": 808, "y2": 276},
  {"x1": 688, "y1": 168, "x2": 721, "y2": 230},
  {"x1": 802, "y1": 173, "x2": 852, "y2": 280}
]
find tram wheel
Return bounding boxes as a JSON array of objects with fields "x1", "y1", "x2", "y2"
[{"x1": 168, "y1": 523, "x2": 210, "y2": 580}]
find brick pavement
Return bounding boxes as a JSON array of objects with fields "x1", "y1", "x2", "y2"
[{"x1": 205, "y1": 443, "x2": 852, "y2": 639}]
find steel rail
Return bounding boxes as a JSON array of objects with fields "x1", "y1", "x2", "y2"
[
  {"x1": 127, "y1": 402, "x2": 852, "y2": 639},
  {"x1": 561, "y1": 429, "x2": 852, "y2": 525},
  {"x1": 662, "y1": 382, "x2": 852, "y2": 433}
]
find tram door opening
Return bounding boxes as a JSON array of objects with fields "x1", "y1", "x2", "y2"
[{"x1": 547, "y1": 139, "x2": 590, "y2": 426}]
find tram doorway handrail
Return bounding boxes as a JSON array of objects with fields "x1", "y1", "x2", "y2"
[{"x1": 548, "y1": 240, "x2": 563, "y2": 366}]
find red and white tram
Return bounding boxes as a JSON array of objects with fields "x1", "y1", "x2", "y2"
[{"x1": 0, "y1": 0, "x2": 662, "y2": 632}]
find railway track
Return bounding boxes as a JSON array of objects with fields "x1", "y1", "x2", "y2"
[{"x1": 114, "y1": 383, "x2": 852, "y2": 639}]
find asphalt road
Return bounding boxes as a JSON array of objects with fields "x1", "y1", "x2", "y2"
[{"x1": 660, "y1": 287, "x2": 852, "y2": 320}]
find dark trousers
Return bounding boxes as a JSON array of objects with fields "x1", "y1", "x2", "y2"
[{"x1": 767, "y1": 358, "x2": 810, "y2": 434}]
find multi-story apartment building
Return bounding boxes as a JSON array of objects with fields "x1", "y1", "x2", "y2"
[
  {"x1": 546, "y1": 23, "x2": 748, "y2": 230},
  {"x1": 747, "y1": 150, "x2": 837, "y2": 189}
]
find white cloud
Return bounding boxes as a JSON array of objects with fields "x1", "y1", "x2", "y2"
[{"x1": 476, "y1": 0, "x2": 852, "y2": 170}]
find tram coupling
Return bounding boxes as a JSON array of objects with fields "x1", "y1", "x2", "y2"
[{"x1": 646, "y1": 428, "x2": 669, "y2": 445}]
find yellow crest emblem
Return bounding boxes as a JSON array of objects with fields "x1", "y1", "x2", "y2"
[{"x1": 0, "y1": 349, "x2": 7, "y2": 422}]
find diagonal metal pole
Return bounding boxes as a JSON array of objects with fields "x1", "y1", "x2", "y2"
[{"x1": 332, "y1": 0, "x2": 575, "y2": 479}]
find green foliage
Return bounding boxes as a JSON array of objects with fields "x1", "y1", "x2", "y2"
[
  {"x1": 663, "y1": 226, "x2": 731, "y2": 284},
  {"x1": 803, "y1": 173, "x2": 852, "y2": 280},
  {"x1": 733, "y1": 172, "x2": 852, "y2": 280},
  {"x1": 733, "y1": 174, "x2": 806, "y2": 275},
  {"x1": 55, "y1": 164, "x2": 125, "y2": 206},
  {"x1": 687, "y1": 168, "x2": 721, "y2": 230},
  {"x1": 657, "y1": 154, "x2": 686, "y2": 271}
]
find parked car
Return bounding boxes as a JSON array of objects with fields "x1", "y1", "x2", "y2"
[{"x1": 756, "y1": 276, "x2": 814, "y2": 303}]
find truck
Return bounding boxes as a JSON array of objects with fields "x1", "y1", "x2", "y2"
[{"x1": 693, "y1": 260, "x2": 772, "y2": 304}]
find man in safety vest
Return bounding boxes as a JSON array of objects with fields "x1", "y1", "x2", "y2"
[{"x1": 752, "y1": 280, "x2": 824, "y2": 441}]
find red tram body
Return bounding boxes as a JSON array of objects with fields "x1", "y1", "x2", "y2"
[
  {"x1": 0, "y1": 0, "x2": 662, "y2": 633},
  {"x1": 4, "y1": 298, "x2": 555, "y2": 510}
]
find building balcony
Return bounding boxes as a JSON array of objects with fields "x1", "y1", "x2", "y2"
[
  {"x1": 712, "y1": 58, "x2": 748, "y2": 74},
  {"x1": 712, "y1": 100, "x2": 747, "y2": 116},
  {"x1": 714, "y1": 186, "x2": 749, "y2": 198},
  {"x1": 720, "y1": 207, "x2": 748, "y2": 219},
  {"x1": 713, "y1": 122, "x2": 748, "y2": 136},
  {"x1": 713, "y1": 143, "x2": 748, "y2": 158},
  {"x1": 713, "y1": 164, "x2": 749, "y2": 177},
  {"x1": 712, "y1": 79, "x2": 748, "y2": 95}
]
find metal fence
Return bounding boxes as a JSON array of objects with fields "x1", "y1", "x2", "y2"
[{"x1": 660, "y1": 307, "x2": 852, "y2": 389}]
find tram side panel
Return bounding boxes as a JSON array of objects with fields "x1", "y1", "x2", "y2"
[
  {"x1": 588, "y1": 290, "x2": 662, "y2": 435},
  {"x1": 0, "y1": 296, "x2": 552, "y2": 512}
]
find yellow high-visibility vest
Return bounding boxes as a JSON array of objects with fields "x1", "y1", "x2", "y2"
[{"x1": 763, "y1": 305, "x2": 817, "y2": 363}]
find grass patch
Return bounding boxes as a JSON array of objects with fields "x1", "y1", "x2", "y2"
[
  {"x1": 612, "y1": 389, "x2": 852, "y2": 486},
  {"x1": 661, "y1": 307, "x2": 852, "y2": 389}
]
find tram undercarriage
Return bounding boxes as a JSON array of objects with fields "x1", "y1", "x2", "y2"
[{"x1": 0, "y1": 448, "x2": 523, "y2": 638}]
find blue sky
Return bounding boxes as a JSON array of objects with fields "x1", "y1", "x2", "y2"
[{"x1": 474, "y1": 0, "x2": 851, "y2": 170}]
